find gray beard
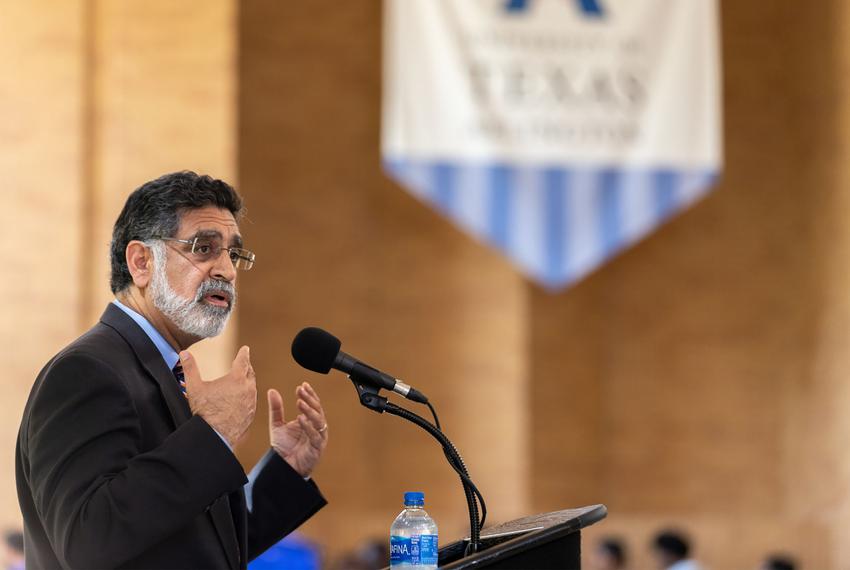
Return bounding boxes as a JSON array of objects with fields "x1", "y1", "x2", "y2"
[{"x1": 148, "y1": 241, "x2": 236, "y2": 339}]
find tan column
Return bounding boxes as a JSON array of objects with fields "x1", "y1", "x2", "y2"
[
  {"x1": 0, "y1": 0, "x2": 85, "y2": 529},
  {"x1": 533, "y1": 2, "x2": 844, "y2": 569},
  {"x1": 785, "y1": 3, "x2": 850, "y2": 568}
]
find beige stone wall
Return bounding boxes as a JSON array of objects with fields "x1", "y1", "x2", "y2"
[
  {"x1": 539, "y1": 1, "x2": 846, "y2": 567},
  {"x1": 237, "y1": 0, "x2": 531, "y2": 552}
]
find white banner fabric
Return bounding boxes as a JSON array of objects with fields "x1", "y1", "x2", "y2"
[{"x1": 382, "y1": 0, "x2": 722, "y2": 289}]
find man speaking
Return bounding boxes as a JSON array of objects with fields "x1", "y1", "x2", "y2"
[{"x1": 16, "y1": 171, "x2": 328, "y2": 569}]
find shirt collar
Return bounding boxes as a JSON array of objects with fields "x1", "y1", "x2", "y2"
[{"x1": 112, "y1": 299, "x2": 180, "y2": 371}]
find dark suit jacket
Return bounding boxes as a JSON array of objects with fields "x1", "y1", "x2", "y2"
[{"x1": 16, "y1": 304, "x2": 327, "y2": 569}]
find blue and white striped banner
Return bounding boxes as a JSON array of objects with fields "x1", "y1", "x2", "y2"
[{"x1": 382, "y1": 0, "x2": 722, "y2": 289}]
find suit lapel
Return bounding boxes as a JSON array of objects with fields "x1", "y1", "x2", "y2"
[
  {"x1": 100, "y1": 304, "x2": 242, "y2": 568},
  {"x1": 100, "y1": 304, "x2": 191, "y2": 427}
]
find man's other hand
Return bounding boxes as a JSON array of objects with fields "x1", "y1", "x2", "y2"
[{"x1": 268, "y1": 383, "x2": 328, "y2": 477}]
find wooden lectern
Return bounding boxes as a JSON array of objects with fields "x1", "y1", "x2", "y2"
[{"x1": 434, "y1": 505, "x2": 607, "y2": 569}]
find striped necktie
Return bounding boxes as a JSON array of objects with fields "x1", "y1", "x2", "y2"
[{"x1": 172, "y1": 362, "x2": 187, "y2": 395}]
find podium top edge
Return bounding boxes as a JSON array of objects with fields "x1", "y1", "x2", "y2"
[{"x1": 474, "y1": 504, "x2": 607, "y2": 540}]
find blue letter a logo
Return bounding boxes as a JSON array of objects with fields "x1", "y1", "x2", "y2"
[{"x1": 505, "y1": 0, "x2": 605, "y2": 18}]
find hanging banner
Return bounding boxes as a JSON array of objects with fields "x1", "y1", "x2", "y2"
[{"x1": 382, "y1": 0, "x2": 721, "y2": 289}]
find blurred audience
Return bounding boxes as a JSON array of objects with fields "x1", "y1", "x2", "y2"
[
  {"x1": 2, "y1": 531, "x2": 23, "y2": 570},
  {"x1": 591, "y1": 536, "x2": 627, "y2": 570},
  {"x1": 651, "y1": 529, "x2": 704, "y2": 570},
  {"x1": 760, "y1": 554, "x2": 797, "y2": 570}
]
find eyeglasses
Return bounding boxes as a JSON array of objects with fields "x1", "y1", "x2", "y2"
[{"x1": 155, "y1": 236, "x2": 256, "y2": 270}]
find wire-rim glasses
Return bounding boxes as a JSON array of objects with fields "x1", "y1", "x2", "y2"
[{"x1": 155, "y1": 236, "x2": 255, "y2": 270}]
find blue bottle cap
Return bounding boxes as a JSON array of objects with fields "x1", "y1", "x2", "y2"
[{"x1": 404, "y1": 491, "x2": 425, "y2": 505}]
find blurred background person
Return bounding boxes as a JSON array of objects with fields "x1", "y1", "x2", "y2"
[
  {"x1": 651, "y1": 529, "x2": 703, "y2": 570},
  {"x1": 591, "y1": 536, "x2": 627, "y2": 570},
  {"x1": 2, "y1": 531, "x2": 23, "y2": 570},
  {"x1": 760, "y1": 554, "x2": 797, "y2": 570}
]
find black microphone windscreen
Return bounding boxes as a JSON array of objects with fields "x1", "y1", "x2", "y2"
[{"x1": 291, "y1": 327, "x2": 341, "y2": 374}]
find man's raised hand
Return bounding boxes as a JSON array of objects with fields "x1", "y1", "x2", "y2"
[{"x1": 180, "y1": 346, "x2": 257, "y2": 448}]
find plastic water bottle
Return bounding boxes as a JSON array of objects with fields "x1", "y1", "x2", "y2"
[{"x1": 390, "y1": 491, "x2": 438, "y2": 569}]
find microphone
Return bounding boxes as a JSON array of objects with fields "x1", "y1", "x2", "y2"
[{"x1": 291, "y1": 327, "x2": 429, "y2": 404}]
